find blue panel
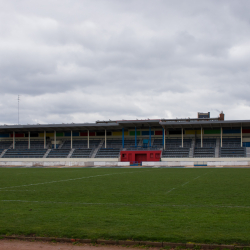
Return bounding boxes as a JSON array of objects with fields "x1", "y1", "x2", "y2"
[
  {"x1": 223, "y1": 129, "x2": 240, "y2": 134},
  {"x1": 0, "y1": 133, "x2": 9, "y2": 137},
  {"x1": 243, "y1": 142, "x2": 250, "y2": 147},
  {"x1": 143, "y1": 139, "x2": 149, "y2": 144},
  {"x1": 141, "y1": 131, "x2": 154, "y2": 136}
]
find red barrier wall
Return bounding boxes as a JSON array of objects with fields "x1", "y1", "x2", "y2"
[{"x1": 120, "y1": 150, "x2": 161, "y2": 164}]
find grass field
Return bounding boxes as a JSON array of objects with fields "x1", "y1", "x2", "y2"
[{"x1": 0, "y1": 167, "x2": 250, "y2": 245}]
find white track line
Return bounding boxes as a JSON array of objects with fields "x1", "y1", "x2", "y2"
[
  {"x1": 1, "y1": 199, "x2": 250, "y2": 209},
  {"x1": 0, "y1": 169, "x2": 156, "y2": 190},
  {"x1": 166, "y1": 171, "x2": 212, "y2": 194}
]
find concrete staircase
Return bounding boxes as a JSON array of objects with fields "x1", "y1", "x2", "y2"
[
  {"x1": 138, "y1": 139, "x2": 143, "y2": 147},
  {"x1": 0, "y1": 149, "x2": 7, "y2": 158},
  {"x1": 67, "y1": 148, "x2": 75, "y2": 158},
  {"x1": 43, "y1": 149, "x2": 51, "y2": 158},
  {"x1": 246, "y1": 147, "x2": 250, "y2": 157},
  {"x1": 58, "y1": 141, "x2": 65, "y2": 149},
  {"x1": 91, "y1": 139, "x2": 104, "y2": 158},
  {"x1": 46, "y1": 141, "x2": 52, "y2": 149},
  {"x1": 150, "y1": 138, "x2": 155, "y2": 147},
  {"x1": 215, "y1": 138, "x2": 220, "y2": 158},
  {"x1": 189, "y1": 138, "x2": 195, "y2": 158}
]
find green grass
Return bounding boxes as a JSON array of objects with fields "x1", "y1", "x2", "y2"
[{"x1": 0, "y1": 168, "x2": 250, "y2": 244}]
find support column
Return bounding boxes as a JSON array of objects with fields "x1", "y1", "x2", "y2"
[
  {"x1": 54, "y1": 130, "x2": 56, "y2": 149},
  {"x1": 164, "y1": 128, "x2": 166, "y2": 150},
  {"x1": 13, "y1": 131, "x2": 15, "y2": 149},
  {"x1": 122, "y1": 128, "x2": 124, "y2": 148},
  {"x1": 201, "y1": 127, "x2": 203, "y2": 148},
  {"x1": 135, "y1": 127, "x2": 137, "y2": 148},
  {"x1": 44, "y1": 131, "x2": 46, "y2": 149},
  {"x1": 28, "y1": 131, "x2": 30, "y2": 149},
  {"x1": 149, "y1": 127, "x2": 151, "y2": 147},
  {"x1": 105, "y1": 130, "x2": 106, "y2": 149},
  {"x1": 71, "y1": 130, "x2": 73, "y2": 149},
  {"x1": 241, "y1": 125, "x2": 243, "y2": 147},
  {"x1": 221, "y1": 127, "x2": 223, "y2": 148},
  {"x1": 87, "y1": 130, "x2": 89, "y2": 149},
  {"x1": 181, "y1": 128, "x2": 183, "y2": 148}
]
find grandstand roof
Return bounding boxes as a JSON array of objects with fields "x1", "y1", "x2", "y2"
[{"x1": 0, "y1": 118, "x2": 250, "y2": 132}]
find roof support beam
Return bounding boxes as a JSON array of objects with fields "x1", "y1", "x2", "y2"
[
  {"x1": 44, "y1": 131, "x2": 46, "y2": 149},
  {"x1": 54, "y1": 130, "x2": 56, "y2": 149},
  {"x1": 241, "y1": 125, "x2": 243, "y2": 147},
  {"x1": 28, "y1": 131, "x2": 30, "y2": 149},
  {"x1": 221, "y1": 127, "x2": 223, "y2": 148},
  {"x1": 13, "y1": 131, "x2": 15, "y2": 149},
  {"x1": 71, "y1": 130, "x2": 73, "y2": 149},
  {"x1": 88, "y1": 130, "x2": 89, "y2": 149},
  {"x1": 182, "y1": 128, "x2": 183, "y2": 148}
]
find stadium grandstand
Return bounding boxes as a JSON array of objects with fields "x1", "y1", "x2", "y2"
[{"x1": 0, "y1": 111, "x2": 250, "y2": 166}]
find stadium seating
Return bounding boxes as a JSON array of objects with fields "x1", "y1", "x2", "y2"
[
  {"x1": 71, "y1": 148, "x2": 93, "y2": 158},
  {"x1": 95, "y1": 148, "x2": 120, "y2": 158},
  {"x1": 62, "y1": 139, "x2": 101, "y2": 149},
  {"x1": 124, "y1": 139, "x2": 140, "y2": 149},
  {"x1": 165, "y1": 139, "x2": 192, "y2": 148},
  {"x1": 220, "y1": 147, "x2": 246, "y2": 157},
  {"x1": 153, "y1": 139, "x2": 164, "y2": 148},
  {"x1": 47, "y1": 149, "x2": 71, "y2": 158},
  {"x1": 2, "y1": 149, "x2": 47, "y2": 158},
  {"x1": 195, "y1": 138, "x2": 216, "y2": 148},
  {"x1": 102, "y1": 139, "x2": 122, "y2": 148},
  {"x1": 222, "y1": 138, "x2": 241, "y2": 147},
  {"x1": 162, "y1": 148, "x2": 190, "y2": 158},
  {"x1": 0, "y1": 141, "x2": 12, "y2": 149},
  {"x1": 194, "y1": 148, "x2": 215, "y2": 157}
]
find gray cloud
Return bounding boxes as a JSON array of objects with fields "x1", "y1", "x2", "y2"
[{"x1": 1, "y1": 0, "x2": 250, "y2": 125}]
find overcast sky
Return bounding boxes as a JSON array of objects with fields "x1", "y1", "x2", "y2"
[{"x1": 0, "y1": 0, "x2": 250, "y2": 125}]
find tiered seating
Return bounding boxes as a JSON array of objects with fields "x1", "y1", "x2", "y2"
[
  {"x1": 153, "y1": 139, "x2": 163, "y2": 148},
  {"x1": 0, "y1": 148, "x2": 5, "y2": 155},
  {"x1": 30, "y1": 140, "x2": 46, "y2": 149},
  {"x1": 165, "y1": 139, "x2": 192, "y2": 148},
  {"x1": 196, "y1": 138, "x2": 216, "y2": 148},
  {"x1": 62, "y1": 140, "x2": 101, "y2": 149},
  {"x1": 47, "y1": 149, "x2": 70, "y2": 158},
  {"x1": 103, "y1": 139, "x2": 122, "y2": 148},
  {"x1": 71, "y1": 149, "x2": 93, "y2": 158},
  {"x1": 222, "y1": 138, "x2": 241, "y2": 147},
  {"x1": 0, "y1": 141, "x2": 12, "y2": 149},
  {"x1": 2, "y1": 149, "x2": 47, "y2": 158},
  {"x1": 162, "y1": 148, "x2": 190, "y2": 158},
  {"x1": 194, "y1": 148, "x2": 215, "y2": 157},
  {"x1": 15, "y1": 141, "x2": 28, "y2": 149},
  {"x1": 125, "y1": 139, "x2": 140, "y2": 149},
  {"x1": 95, "y1": 148, "x2": 120, "y2": 158},
  {"x1": 220, "y1": 147, "x2": 246, "y2": 157}
]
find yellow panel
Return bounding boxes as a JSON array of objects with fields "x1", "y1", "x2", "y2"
[
  {"x1": 185, "y1": 130, "x2": 202, "y2": 135},
  {"x1": 196, "y1": 130, "x2": 201, "y2": 135},
  {"x1": 46, "y1": 133, "x2": 54, "y2": 137},
  {"x1": 113, "y1": 131, "x2": 128, "y2": 136},
  {"x1": 39, "y1": 133, "x2": 44, "y2": 137},
  {"x1": 185, "y1": 130, "x2": 195, "y2": 135}
]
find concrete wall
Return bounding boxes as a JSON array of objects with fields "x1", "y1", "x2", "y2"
[
  {"x1": 0, "y1": 158, "x2": 118, "y2": 162},
  {"x1": 0, "y1": 159, "x2": 130, "y2": 167},
  {"x1": 143, "y1": 159, "x2": 250, "y2": 167}
]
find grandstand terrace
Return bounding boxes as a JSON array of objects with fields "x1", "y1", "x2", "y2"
[{"x1": 1, "y1": 112, "x2": 250, "y2": 165}]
